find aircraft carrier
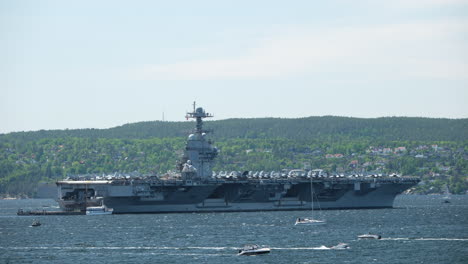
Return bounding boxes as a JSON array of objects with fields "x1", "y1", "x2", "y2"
[{"x1": 56, "y1": 104, "x2": 420, "y2": 213}]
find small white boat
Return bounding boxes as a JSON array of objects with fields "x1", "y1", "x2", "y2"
[
  {"x1": 358, "y1": 233, "x2": 381, "y2": 239},
  {"x1": 238, "y1": 244, "x2": 271, "y2": 256},
  {"x1": 31, "y1": 220, "x2": 41, "y2": 227},
  {"x1": 330, "y1": 242, "x2": 350, "y2": 249},
  {"x1": 86, "y1": 205, "x2": 113, "y2": 215},
  {"x1": 295, "y1": 217, "x2": 326, "y2": 225}
]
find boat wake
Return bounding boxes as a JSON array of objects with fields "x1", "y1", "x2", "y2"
[
  {"x1": 1, "y1": 245, "x2": 344, "y2": 251},
  {"x1": 272, "y1": 246, "x2": 332, "y2": 250},
  {"x1": 381, "y1": 238, "x2": 468, "y2": 241},
  {"x1": 148, "y1": 252, "x2": 232, "y2": 257},
  {"x1": 0, "y1": 246, "x2": 239, "y2": 251}
]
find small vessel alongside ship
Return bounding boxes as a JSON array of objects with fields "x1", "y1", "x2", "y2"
[
  {"x1": 56, "y1": 103, "x2": 420, "y2": 214},
  {"x1": 86, "y1": 205, "x2": 113, "y2": 215}
]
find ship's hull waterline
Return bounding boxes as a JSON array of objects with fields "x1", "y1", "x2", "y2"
[{"x1": 56, "y1": 178, "x2": 419, "y2": 214}]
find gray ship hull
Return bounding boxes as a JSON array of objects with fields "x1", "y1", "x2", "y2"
[{"x1": 57, "y1": 178, "x2": 419, "y2": 214}]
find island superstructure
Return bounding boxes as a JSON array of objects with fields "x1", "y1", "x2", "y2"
[{"x1": 56, "y1": 103, "x2": 420, "y2": 213}]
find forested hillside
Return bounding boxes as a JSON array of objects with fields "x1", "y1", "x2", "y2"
[
  {"x1": 1, "y1": 116, "x2": 467, "y2": 142},
  {"x1": 0, "y1": 116, "x2": 467, "y2": 197}
]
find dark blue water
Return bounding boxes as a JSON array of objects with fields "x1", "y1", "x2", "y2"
[{"x1": 1, "y1": 195, "x2": 467, "y2": 264}]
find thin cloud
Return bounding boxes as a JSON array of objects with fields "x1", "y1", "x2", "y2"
[
  {"x1": 132, "y1": 19, "x2": 468, "y2": 81},
  {"x1": 365, "y1": 0, "x2": 468, "y2": 8}
]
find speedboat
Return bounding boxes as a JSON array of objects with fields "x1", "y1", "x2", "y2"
[
  {"x1": 238, "y1": 244, "x2": 271, "y2": 256},
  {"x1": 358, "y1": 233, "x2": 381, "y2": 239},
  {"x1": 295, "y1": 218, "x2": 326, "y2": 225},
  {"x1": 31, "y1": 220, "x2": 41, "y2": 227},
  {"x1": 86, "y1": 205, "x2": 113, "y2": 215},
  {"x1": 330, "y1": 243, "x2": 350, "y2": 249}
]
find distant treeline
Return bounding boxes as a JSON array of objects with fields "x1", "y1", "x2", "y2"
[
  {"x1": 0, "y1": 116, "x2": 467, "y2": 197},
  {"x1": 2, "y1": 116, "x2": 467, "y2": 142}
]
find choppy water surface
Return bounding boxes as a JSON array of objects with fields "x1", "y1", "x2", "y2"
[{"x1": 0, "y1": 195, "x2": 467, "y2": 263}]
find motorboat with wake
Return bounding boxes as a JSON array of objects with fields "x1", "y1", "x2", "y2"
[
  {"x1": 330, "y1": 243, "x2": 350, "y2": 249},
  {"x1": 238, "y1": 244, "x2": 271, "y2": 256},
  {"x1": 358, "y1": 233, "x2": 382, "y2": 239},
  {"x1": 31, "y1": 220, "x2": 41, "y2": 227}
]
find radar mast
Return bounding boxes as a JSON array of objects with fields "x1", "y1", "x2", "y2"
[{"x1": 185, "y1": 101, "x2": 213, "y2": 134}]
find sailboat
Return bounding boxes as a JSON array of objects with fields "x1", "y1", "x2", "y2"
[
  {"x1": 295, "y1": 177, "x2": 326, "y2": 225},
  {"x1": 442, "y1": 184, "x2": 451, "y2": 203}
]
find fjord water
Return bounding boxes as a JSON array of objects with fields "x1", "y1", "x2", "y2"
[{"x1": 1, "y1": 195, "x2": 466, "y2": 264}]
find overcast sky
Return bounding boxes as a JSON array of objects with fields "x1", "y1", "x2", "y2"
[{"x1": 1, "y1": 0, "x2": 467, "y2": 134}]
